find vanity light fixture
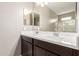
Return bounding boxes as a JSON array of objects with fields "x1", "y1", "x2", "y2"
[{"x1": 35, "y1": 2, "x2": 48, "y2": 7}]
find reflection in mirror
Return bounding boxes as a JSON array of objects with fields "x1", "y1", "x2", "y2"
[
  {"x1": 58, "y1": 11, "x2": 76, "y2": 32},
  {"x1": 34, "y1": 2, "x2": 76, "y2": 32},
  {"x1": 23, "y1": 9, "x2": 33, "y2": 25},
  {"x1": 34, "y1": 3, "x2": 58, "y2": 32},
  {"x1": 34, "y1": 12, "x2": 40, "y2": 26}
]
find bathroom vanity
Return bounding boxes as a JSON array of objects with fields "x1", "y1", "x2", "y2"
[
  {"x1": 21, "y1": 31, "x2": 79, "y2": 56},
  {"x1": 21, "y1": 2, "x2": 78, "y2": 56}
]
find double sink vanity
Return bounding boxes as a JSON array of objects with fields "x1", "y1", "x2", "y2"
[
  {"x1": 21, "y1": 31, "x2": 79, "y2": 56},
  {"x1": 21, "y1": 2, "x2": 79, "y2": 56}
]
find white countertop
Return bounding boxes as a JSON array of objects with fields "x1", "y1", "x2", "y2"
[{"x1": 21, "y1": 31, "x2": 79, "y2": 50}]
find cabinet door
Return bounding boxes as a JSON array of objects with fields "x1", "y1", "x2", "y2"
[
  {"x1": 34, "y1": 39, "x2": 72, "y2": 56},
  {"x1": 72, "y1": 49, "x2": 79, "y2": 56},
  {"x1": 34, "y1": 46, "x2": 57, "y2": 56},
  {"x1": 21, "y1": 39, "x2": 32, "y2": 56}
]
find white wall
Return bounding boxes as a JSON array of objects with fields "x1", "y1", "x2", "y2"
[{"x1": 0, "y1": 2, "x2": 33, "y2": 56}]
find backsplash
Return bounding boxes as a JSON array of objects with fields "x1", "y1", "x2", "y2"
[
  {"x1": 23, "y1": 26, "x2": 33, "y2": 31},
  {"x1": 23, "y1": 26, "x2": 39, "y2": 31}
]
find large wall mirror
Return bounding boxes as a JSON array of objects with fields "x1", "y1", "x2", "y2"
[{"x1": 23, "y1": 2, "x2": 76, "y2": 32}]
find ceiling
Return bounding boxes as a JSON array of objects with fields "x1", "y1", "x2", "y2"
[{"x1": 46, "y1": 2, "x2": 76, "y2": 15}]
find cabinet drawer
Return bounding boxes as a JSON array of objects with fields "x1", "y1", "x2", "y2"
[
  {"x1": 21, "y1": 35, "x2": 32, "y2": 43},
  {"x1": 34, "y1": 39, "x2": 73, "y2": 56}
]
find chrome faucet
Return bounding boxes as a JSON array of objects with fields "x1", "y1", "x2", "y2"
[
  {"x1": 33, "y1": 27, "x2": 39, "y2": 34},
  {"x1": 35, "y1": 27, "x2": 39, "y2": 34}
]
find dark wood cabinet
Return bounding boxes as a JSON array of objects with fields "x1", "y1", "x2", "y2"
[
  {"x1": 21, "y1": 40, "x2": 32, "y2": 56},
  {"x1": 21, "y1": 35, "x2": 79, "y2": 56},
  {"x1": 72, "y1": 49, "x2": 79, "y2": 56},
  {"x1": 34, "y1": 39, "x2": 73, "y2": 56},
  {"x1": 22, "y1": 35, "x2": 32, "y2": 43},
  {"x1": 21, "y1": 36, "x2": 32, "y2": 56},
  {"x1": 34, "y1": 46, "x2": 57, "y2": 56}
]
